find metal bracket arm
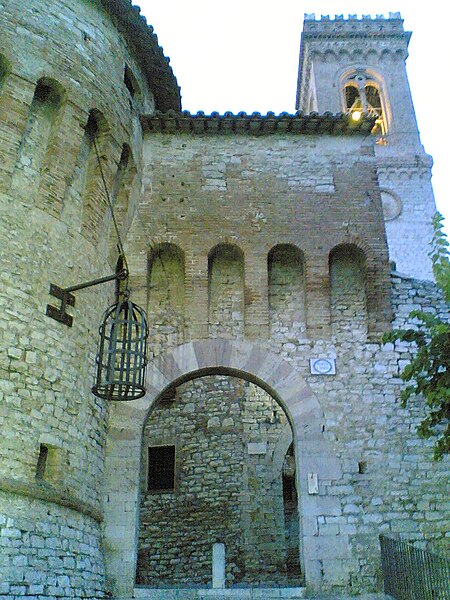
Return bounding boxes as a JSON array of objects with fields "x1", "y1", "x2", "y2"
[{"x1": 46, "y1": 269, "x2": 128, "y2": 327}]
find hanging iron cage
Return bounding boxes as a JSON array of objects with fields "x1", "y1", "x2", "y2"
[
  {"x1": 92, "y1": 295, "x2": 148, "y2": 401},
  {"x1": 46, "y1": 137, "x2": 149, "y2": 401}
]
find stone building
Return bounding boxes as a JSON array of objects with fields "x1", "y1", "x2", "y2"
[{"x1": 0, "y1": 2, "x2": 448, "y2": 599}]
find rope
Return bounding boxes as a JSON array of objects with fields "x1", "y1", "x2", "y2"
[
  {"x1": 92, "y1": 136, "x2": 173, "y2": 294},
  {"x1": 93, "y1": 137, "x2": 126, "y2": 263},
  {"x1": 92, "y1": 137, "x2": 132, "y2": 303}
]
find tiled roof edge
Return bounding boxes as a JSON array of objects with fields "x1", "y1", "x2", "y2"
[
  {"x1": 99, "y1": 0, "x2": 181, "y2": 111},
  {"x1": 141, "y1": 110, "x2": 375, "y2": 136}
]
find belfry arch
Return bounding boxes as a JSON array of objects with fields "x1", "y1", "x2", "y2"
[{"x1": 103, "y1": 339, "x2": 344, "y2": 597}]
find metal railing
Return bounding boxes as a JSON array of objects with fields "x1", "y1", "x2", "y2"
[{"x1": 380, "y1": 534, "x2": 450, "y2": 600}]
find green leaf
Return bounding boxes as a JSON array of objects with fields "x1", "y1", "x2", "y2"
[{"x1": 386, "y1": 212, "x2": 450, "y2": 459}]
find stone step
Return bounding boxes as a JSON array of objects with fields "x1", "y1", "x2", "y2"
[
  {"x1": 128, "y1": 590, "x2": 392, "y2": 600},
  {"x1": 133, "y1": 587, "x2": 306, "y2": 599}
]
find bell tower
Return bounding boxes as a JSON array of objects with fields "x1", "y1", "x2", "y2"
[{"x1": 296, "y1": 13, "x2": 437, "y2": 280}]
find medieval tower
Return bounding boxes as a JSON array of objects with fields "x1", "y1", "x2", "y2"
[
  {"x1": 0, "y1": 3, "x2": 448, "y2": 600},
  {"x1": 296, "y1": 13, "x2": 436, "y2": 280}
]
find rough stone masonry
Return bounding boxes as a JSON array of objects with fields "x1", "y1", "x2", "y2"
[{"x1": 0, "y1": 2, "x2": 448, "y2": 599}]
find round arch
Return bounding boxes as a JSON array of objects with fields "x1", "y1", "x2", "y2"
[
  {"x1": 103, "y1": 339, "x2": 343, "y2": 597},
  {"x1": 124, "y1": 339, "x2": 322, "y2": 429}
]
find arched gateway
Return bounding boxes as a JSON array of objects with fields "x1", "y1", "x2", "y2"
[{"x1": 103, "y1": 339, "x2": 345, "y2": 597}]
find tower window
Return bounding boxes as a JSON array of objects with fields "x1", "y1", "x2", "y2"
[
  {"x1": 345, "y1": 84, "x2": 360, "y2": 111},
  {"x1": 35, "y1": 443, "x2": 60, "y2": 482},
  {"x1": 365, "y1": 84, "x2": 384, "y2": 133},
  {"x1": 124, "y1": 64, "x2": 139, "y2": 99},
  {"x1": 148, "y1": 445, "x2": 176, "y2": 492},
  {"x1": 343, "y1": 73, "x2": 387, "y2": 137}
]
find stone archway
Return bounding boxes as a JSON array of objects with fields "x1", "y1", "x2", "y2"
[{"x1": 103, "y1": 340, "x2": 345, "y2": 597}]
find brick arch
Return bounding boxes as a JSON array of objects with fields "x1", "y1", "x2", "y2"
[
  {"x1": 103, "y1": 339, "x2": 339, "y2": 597},
  {"x1": 208, "y1": 241, "x2": 245, "y2": 260},
  {"x1": 327, "y1": 238, "x2": 392, "y2": 336},
  {"x1": 328, "y1": 237, "x2": 371, "y2": 259},
  {"x1": 268, "y1": 242, "x2": 305, "y2": 258},
  {"x1": 328, "y1": 242, "x2": 368, "y2": 278}
]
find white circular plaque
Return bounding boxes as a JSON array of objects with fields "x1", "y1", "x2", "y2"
[{"x1": 312, "y1": 358, "x2": 333, "y2": 374}]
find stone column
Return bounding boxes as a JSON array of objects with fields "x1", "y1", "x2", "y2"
[
  {"x1": 103, "y1": 411, "x2": 145, "y2": 598},
  {"x1": 304, "y1": 252, "x2": 331, "y2": 339},
  {"x1": 244, "y1": 251, "x2": 269, "y2": 339},
  {"x1": 185, "y1": 252, "x2": 209, "y2": 340},
  {"x1": 212, "y1": 543, "x2": 226, "y2": 589}
]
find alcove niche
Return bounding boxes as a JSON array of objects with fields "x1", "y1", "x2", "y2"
[
  {"x1": 329, "y1": 244, "x2": 368, "y2": 338},
  {"x1": 80, "y1": 109, "x2": 115, "y2": 241},
  {"x1": 147, "y1": 243, "x2": 185, "y2": 356},
  {"x1": 208, "y1": 244, "x2": 245, "y2": 339},
  {"x1": 13, "y1": 77, "x2": 64, "y2": 201},
  {"x1": 107, "y1": 143, "x2": 137, "y2": 259},
  {"x1": 268, "y1": 244, "x2": 306, "y2": 339}
]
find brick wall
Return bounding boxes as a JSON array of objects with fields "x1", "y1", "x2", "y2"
[{"x1": 128, "y1": 130, "x2": 392, "y2": 344}]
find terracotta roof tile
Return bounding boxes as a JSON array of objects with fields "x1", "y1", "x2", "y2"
[
  {"x1": 141, "y1": 110, "x2": 375, "y2": 136},
  {"x1": 99, "y1": 0, "x2": 181, "y2": 111}
]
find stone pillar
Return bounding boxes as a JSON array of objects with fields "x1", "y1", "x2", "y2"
[
  {"x1": 244, "y1": 251, "x2": 269, "y2": 339},
  {"x1": 304, "y1": 252, "x2": 331, "y2": 339},
  {"x1": 212, "y1": 543, "x2": 226, "y2": 589},
  {"x1": 185, "y1": 252, "x2": 209, "y2": 339},
  {"x1": 103, "y1": 413, "x2": 144, "y2": 598}
]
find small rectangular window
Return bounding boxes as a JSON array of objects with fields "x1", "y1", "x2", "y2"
[
  {"x1": 148, "y1": 445, "x2": 175, "y2": 492},
  {"x1": 36, "y1": 444, "x2": 48, "y2": 480},
  {"x1": 35, "y1": 443, "x2": 62, "y2": 483},
  {"x1": 124, "y1": 64, "x2": 139, "y2": 98}
]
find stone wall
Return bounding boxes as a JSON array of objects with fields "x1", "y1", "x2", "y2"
[
  {"x1": 137, "y1": 376, "x2": 298, "y2": 587},
  {"x1": 295, "y1": 274, "x2": 449, "y2": 591},
  {"x1": 0, "y1": 0, "x2": 171, "y2": 595},
  {"x1": 1, "y1": 4, "x2": 447, "y2": 597},
  {"x1": 0, "y1": 493, "x2": 104, "y2": 599},
  {"x1": 111, "y1": 125, "x2": 449, "y2": 596},
  {"x1": 127, "y1": 273, "x2": 450, "y2": 596}
]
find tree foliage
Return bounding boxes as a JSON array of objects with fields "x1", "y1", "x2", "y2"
[
  {"x1": 382, "y1": 213, "x2": 450, "y2": 459},
  {"x1": 430, "y1": 212, "x2": 450, "y2": 303}
]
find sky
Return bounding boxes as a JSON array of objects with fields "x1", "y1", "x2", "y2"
[{"x1": 137, "y1": 1, "x2": 449, "y2": 235}]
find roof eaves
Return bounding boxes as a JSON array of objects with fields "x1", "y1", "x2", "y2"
[
  {"x1": 99, "y1": 0, "x2": 181, "y2": 111},
  {"x1": 141, "y1": 110, "x2": 375, "y2": 136}
]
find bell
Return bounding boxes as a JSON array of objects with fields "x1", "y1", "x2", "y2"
[{"x1": 92, "y1": 293, "x2": 148, "y2": 401}]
